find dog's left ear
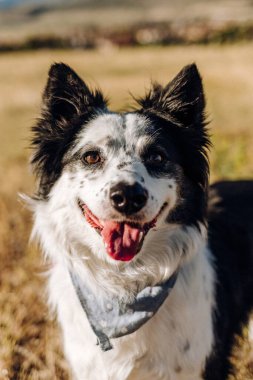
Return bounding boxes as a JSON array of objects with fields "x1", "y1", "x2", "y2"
[{"x1": 138, "y1": 64, "x2": 205, "y2": 129}]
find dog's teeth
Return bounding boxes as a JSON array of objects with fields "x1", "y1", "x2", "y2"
[{"x1": 139, "y1": 232, "x2": 144, "y2": 242}]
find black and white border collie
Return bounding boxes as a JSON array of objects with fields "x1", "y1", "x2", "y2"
[{"x1": 29, "y1": 63, "x2": 253, "y2": 380}]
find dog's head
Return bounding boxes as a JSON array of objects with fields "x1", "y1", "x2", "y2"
[{"x1": 31, "y1": 63, "x2": 209, "y2": 264}]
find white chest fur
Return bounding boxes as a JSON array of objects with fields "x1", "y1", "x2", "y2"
[
  {"x1": 32, "y1": 196, "x2": 215, "y2": 380},
  {"x1": 47, "y1": 246, "x2": 215, "y2": 380}
]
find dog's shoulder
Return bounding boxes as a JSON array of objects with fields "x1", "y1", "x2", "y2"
[
  {"x1": 204, "y1": 180, "x2": 253, "y2": 379},
  {"x1": 208, "y1": 180, "x2": 253, "y2": 229},
  {"x1": 208, "y1": 180, "x2": 253, "y2": 266},
  {"x1": 208, "y1": 180, "x2": 253, "y2": 287}
]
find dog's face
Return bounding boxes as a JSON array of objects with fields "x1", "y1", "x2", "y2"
[
  {"x1": 32, "y1": 63, "x2": 209, "y2": 264},
  {"x1": 65, "y1": 112, "x2": 181, "y2": 261}
]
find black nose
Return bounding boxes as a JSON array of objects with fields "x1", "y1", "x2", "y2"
[{"x1": 110, "y1": 182, "x2": 148, "y2": 215}]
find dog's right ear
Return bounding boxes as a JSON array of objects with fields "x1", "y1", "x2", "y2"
[
  {"x1": 31, "y1": 64, "x2": 108, "y2": 198},
  {"x1": 42, "y1": 63, "x2": 107, "y2": 122}
]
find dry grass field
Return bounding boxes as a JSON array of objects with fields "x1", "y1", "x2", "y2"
[{"x1": 0, "y1": 45, "x2": 253, "y2": 379}]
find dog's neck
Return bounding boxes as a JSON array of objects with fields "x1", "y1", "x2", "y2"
[
  {"x1": 33, "y1": 199, "x2": 208, "y2": 298},
  {"x1": 62, "y1": 222, "x2": 207, "y2": 300},
  {"x1": 34, "y1": 203, "x2": 215, "y2": 377}
]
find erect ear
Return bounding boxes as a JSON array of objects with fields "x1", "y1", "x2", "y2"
[
  {"x1": 138, "y1": 64, "x2": 205, "y2": 128},
  {"x1": 31, "y1": 64, "x2": 108, "y2": 198},
  {"x1": 42, "y1": 62, "x2": 107, "y2": 121}
]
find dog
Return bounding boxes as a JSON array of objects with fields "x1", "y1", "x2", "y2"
[{"x1": 29, "y1": 62, "x2": 253, "y2": 380}]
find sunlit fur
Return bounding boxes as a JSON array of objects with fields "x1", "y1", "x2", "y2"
[{"x1": 30, "y1": 63, "x2": 218, "y2": 380}]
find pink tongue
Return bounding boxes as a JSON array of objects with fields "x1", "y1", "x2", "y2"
[{"x1": 101, "y1": 221, "x2": 142, "y2": 261}]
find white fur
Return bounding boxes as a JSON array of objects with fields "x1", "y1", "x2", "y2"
[
  {"x1": 31, "y1": 113, "x2": 216, "y2": 379},
  {"x1": 66, "y1": 113, "x2": 179, "y2": 228}
]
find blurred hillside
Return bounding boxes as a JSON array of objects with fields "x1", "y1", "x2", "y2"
[{"x1": 2, "y1": 0, "x2": 253, "y2": 49}]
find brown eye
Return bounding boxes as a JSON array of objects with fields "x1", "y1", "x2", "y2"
[
  {"x1": 82, "y1": 151, "x2": 102, "y2": 165},
  {"x1": 146, "y1": 152, "x2": 165, "y2": 165}
]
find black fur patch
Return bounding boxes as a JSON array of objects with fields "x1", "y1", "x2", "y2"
[
  {"x1": 117, "y1": 162, "x2": 132, "y2": 170},
  {"x1": 31, "y1": 63, "x2": 108, "y2": 198},
  {"x1": 135, "y1": 64, "x2": 210, "y2": 226},
  {"x1": 204, "y1": 180, "x2": 253, "y2": 380},
  {"x1": 106, "y1": 137, "x2": 125, "y2": 152}
]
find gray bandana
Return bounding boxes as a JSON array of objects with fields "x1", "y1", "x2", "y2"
[{"x1": 70, "y1": 269, "x2": 178, "y2": 351}]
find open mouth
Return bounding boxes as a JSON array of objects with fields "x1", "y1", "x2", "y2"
[{"x1": 78, "y1": 200, "x2": 167, "y2": 262}]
